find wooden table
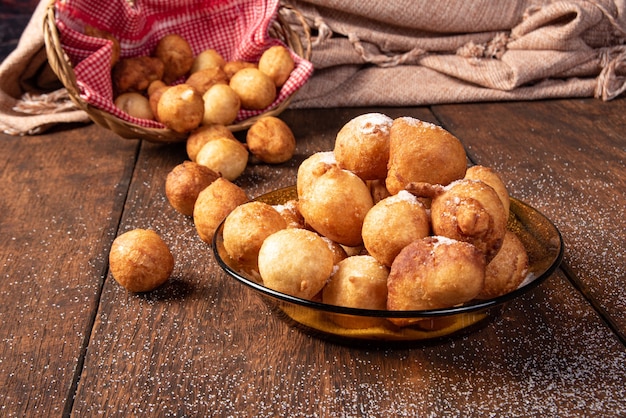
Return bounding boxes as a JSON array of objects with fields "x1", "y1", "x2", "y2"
[{"x1": 1, "y1": 98, "x2": 625, "y2": 417}]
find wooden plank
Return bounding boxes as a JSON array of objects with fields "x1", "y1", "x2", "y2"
[
  {"x1": 431, "y1": 98, "x2": 626, "y2": 341},
  {"x1": 71, "y1": 108, "x2": 626, "y2": 416},
  {"x1": 0, "y1": 125, "x2": 139, "y2": 416}
]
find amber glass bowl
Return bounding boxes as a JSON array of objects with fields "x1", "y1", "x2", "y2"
[{"x1": 213, "y1": 186, "x2": 563, "y2": 344}]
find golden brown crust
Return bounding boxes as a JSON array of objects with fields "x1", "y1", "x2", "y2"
[
  {"x1": 362, "y1": 191, "x2": 430, "y2": 267},
  {"x1": 430, "y1": 179, "x2": 507, "y2": 262},
  {"x1": 165, "y1": 161, "x2": 220, "y2": 216},
  {"x1": 387, "y1": 236, "x2": 485, "y2": 326},
  {"x1": 386, "y1": 117, "x2": 467, "y2": 194},
  {"x1": 154, "y1": 34, "x2": 194, "y2": 84},
  {"x1": 258, "y1": 228, "x2": 334, "y2": 300},
  {"x1": 186, "y1": 124, "x2": 236, "y2": 162},
  {"x1": 193, "y1": 178, "x2": 249, "y2": 243},
  {"x1": 478, "y1": 231, "x2": 529, "y2": 299},
  {"x1": 298, "y1": 166, "x2": 373, "y2": 247},
  {"x1": 334, "y1": 113, "x2": 392, "y2": 181},
  {"x1": 112, "y1": 56, "x2": 164, "y2": 94},
  {"x1": 109, "y1": 229, "x2": 174, "y2": 293},
  {"x1": 223, "y1": 201, "x2": 287, "y2": 264},
  {"x1": 246, "y1": 116, "x2": 296, "y2": 164}
]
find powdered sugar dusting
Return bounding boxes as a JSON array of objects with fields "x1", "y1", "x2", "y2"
[{"x1": 354, "y1": 113, "x2": 393, "y2": 136}]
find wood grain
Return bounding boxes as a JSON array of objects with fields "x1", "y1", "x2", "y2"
[
  {"x1": 0, "y1": 125, "x2": 138, "y2": 416},
  {"x1": 1, "y1": 102, "x2": 625, "y2": 417}
]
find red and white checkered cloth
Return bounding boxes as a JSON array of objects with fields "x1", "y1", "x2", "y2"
[{"x1": 54, "y1": 0, "x2": 314, "y2": 128}]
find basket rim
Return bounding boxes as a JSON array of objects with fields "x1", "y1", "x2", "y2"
[{"x1": 43, "y1": 0, "x2": 312, "y2": 143}]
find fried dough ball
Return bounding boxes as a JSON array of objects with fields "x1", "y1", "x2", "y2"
[
  {"x1": 477, "y1": 231, "x2": 529, "y2": 299},
  {"x1": 114, "y1": 92, "x2": 154, "y2": 120},
  {"x1": 109, "y1": 229, "x2": 174, "y2": 293},
  {"x1": 362, "y1": 190, "x2": 430, "y2": 267},
  {"x1": 112, "y1": 56, "x2": 164, "y2": 94},
  {"x1": 258, "y1": 45, "x2": 295, "y2": 87},
  {"x1": 322, "y1": 255, "x2": 389, "y2": 329},
  {"x1": 148, "y1": 84, "x2": 168, "y2": 121},
  {"x1": 229, "y1": 67, "x2": 277, "y2": 110},
  {"x1": 386, "y1": 117, "x2": 467, "y2": 194},
  {"x1": 367, "y1": 179, "x2": 391, "y2": 204},
  {"x1": 202, "y1": 84, "x2": 241, "y2": 126},
  {"x1": 296, "y1": 151, "x2": 337, "y2": 199},
  {"x1": 157, "y1": 84, "x2": 204, "y2": 133},
  {"x1": 334, "y1": 113, "x2": 392, "y2": 180},
  {"x1": 273, "y1": 200, "x2": 305, "y2": 229},
  {"x1": 258, "y1": 228, "x2": 334, "y2": 300},
  {"x1": 430, "y1": 179, "x2": 507, "y2": 262},
  {"x1": 191, "y1": 48, "x2": 226, "y2": 74},
  {"x1": 387, "y1": 236, "x2": 485, "y2": 326},
  {"x1": 223, "y1": 61, "x2": 257, "y2": 79},
  {"x1": 154, "y1": 34, "x2": 194, "y2": 84},
  {"x1": 187, "y1": 67, "x2": 229, "y2": 95},
  {"x1": 465, "y1": 165, "x2": 510, "y2": 218},
  {"x1": 165, "y1": 161, "x2": 220, "y2": 216},
  {"x1": 193, "y1": 178, "x2": 249, "y2": 244},
  {"x1": 299, "y1": 166, "x2": 373, "y2": 247},
  {"x1": 223, "y1": 201, "x2": 287, "y2": 264},
  {"x1": 246, "y1": 116, "x2": 296, "y2": 164},
  {"x1": 186, "y1": 124, "x2": 236, "y2": 162},
  {"x1": 84, "y1": 25, "x2": 120, "y2": 67},
  {"x1": 195, "y1": 137, "x2": 248, "y2": 181}
]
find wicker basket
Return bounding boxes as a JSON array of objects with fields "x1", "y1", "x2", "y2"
[{"x1": 43, "y1": 0, "x2": 312, "y2": 143}]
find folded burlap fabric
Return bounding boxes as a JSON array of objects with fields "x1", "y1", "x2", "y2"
[
  {"x1": 1, "y1": 0, "x2": 625, "y2": 135},
  {"x1": 0, "y1": 0, "x2": 90, "y2": 135},
  {"x1": 287, "y1": 0, "x2": 626, "y2": 108}
]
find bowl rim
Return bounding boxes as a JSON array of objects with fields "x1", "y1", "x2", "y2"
[{"x1": 213, "y1": 187, "x2": 564, "y2": 318}]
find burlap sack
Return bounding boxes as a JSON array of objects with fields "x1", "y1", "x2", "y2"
[
  {"x1": 287, "y1": 0, "x2": 626, "y2": 108},
  {"x1": 1, "y1": 0, "x2": 625, "y2": 135}
]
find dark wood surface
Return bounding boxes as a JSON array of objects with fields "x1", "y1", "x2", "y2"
[{"x1": 1, "y1": 99, "x2": 625, "y2": 417}]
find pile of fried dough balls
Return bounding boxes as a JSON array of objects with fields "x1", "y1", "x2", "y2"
[
  {"x1": 93, "y1": 28, "x2": 295, "y2": 132},
  {"x1": 104, "y1": 32, "x2": 300, "y2": 293},
  {"x1": 221, "y1": 113, "x2": 531, "y2": 329}
]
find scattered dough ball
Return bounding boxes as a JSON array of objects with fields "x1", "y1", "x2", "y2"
[
  {"x1": 165, "y1": 161, "x2": 220, "y2": 216},
  {"x1": 191, "y1": 48, "x2": 226, "y2": 74},
  {"x1": 229, "y1": 67, "x2": 277, "y2": 110},
  {"x1": 322, "y1": 255, "x2": 389, "y2": 329},
  {"x1": 477, "y1": 231, "x2": 529, "y2": 299},
  {"x1": 258, "y1": 45, "x2": 295, "y2": 87},
  {"x1": 246, "y1": 116, "x2": 296, "y2": 164},
  {"x1": 115, "y1": 92, "x2": 154, "y2": 120},
  {"x1": 258, "y1": 228, "x2": 334, "y2": 300},
  {"x1": 186, "y1": 124, "x2": 236, "y2": 162},
  {"x1": 187, "y1": 67, "x2": 229, "y2": 95},
  {"x1": 386, "y1": 117, "x2": 467, "y2": 194},
  {"x1": 299, "y1": 166, "x2": 373, "y2": 247},
  {"x1": 387, "y1": 236, "x2": 485, "y2": 326},
  {"x1": 157, "y1": 84, "x2": 204, "y2": 133},
  {"x1": 84, "y1": 25, "x2": 120, "y2": 67},
  {"x1": 154, "y1": 34, "x2": 194, "y2": 84},
  {"x1": 430, "y1": 179, "x2": 508, "y2": 261},
  {"x1": 223, "y1": 60, "x2": 257, "y2": 79},
  {"x1": 202, "y1": 84, "x2": 241, "y2": 126},
  {"x1": 334, "y1": 113, "x2": 392, "y2": 180},
  {"x1": 465, "y1": 165, "x2": 510, "y2": 218},
  {"x1": 223, "y1": 201, "x2": 287, "y2": 264},
  {"x1": 112, "y1": 56, "x2": 164, "y2": 94},
  {"x1": 193, "y1": 178, "x2": 249, "y2": 244},
  {"x1": 109, "y1": 229, "x2": 174, "y2": 293},
  {"x1": 296, "y1": 151, "x2": 336, "y2": 199},
  {"x1": 195, "y1": 137, "x2": 249, "y2": 181},
  {"x1": 362, "y1": 190, "x2": 430, "y2": 267}
]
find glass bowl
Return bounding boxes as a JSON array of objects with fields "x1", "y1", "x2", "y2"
[{"x1": 213, "y1": 186, "x2": 564, "y2": 344}]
